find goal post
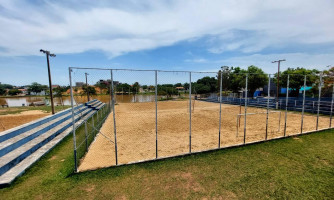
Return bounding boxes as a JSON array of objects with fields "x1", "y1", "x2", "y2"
[{"x1": 236, "y1": 111, "x2": 282, "y2": 137}]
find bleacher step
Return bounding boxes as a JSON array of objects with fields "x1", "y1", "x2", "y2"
[
  {"x1": 0, "y1": 106, "x2": 89, "y2": 157},
  {"x1": 0, "y1": 108, "x2": 93, "y2": 176},
  {"x1": 0, "y1": 99, "x2": 106, "y2": 186},
  {"x1": 0, "y1": 111, "x2": 97, "y2": 186}
]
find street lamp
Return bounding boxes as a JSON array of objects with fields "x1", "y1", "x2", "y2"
[
  {"x1": 85, "y1": 73, "x2": 90, "y2": 102},
  {"x1": 272, "y1": 59, "x2": 286, "y2": 108},
  {"x1": 40, "y1": 49, "x2": 56, "y2": 114}
]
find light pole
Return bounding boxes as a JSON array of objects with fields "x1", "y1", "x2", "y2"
[
  {"x1": 272, "y1": 59, "x2": 286, "y2": 108},
  {"x1": 40, "y1": 49, "x2": 56, "y2": 114},
  {"x1": 85, "y1": 73, "x2": 90, "y2": 102}
]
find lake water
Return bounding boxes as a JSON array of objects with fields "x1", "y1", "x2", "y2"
[{"x1": 0, "y1": 95, "x2": 158, "y2": 107}]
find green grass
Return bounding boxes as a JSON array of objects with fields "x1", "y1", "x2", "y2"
[
  {"x1": 0, "y1": 106, "x2": 71, "y2": 115},
  {"x1": 0, "y1": 130, "x2": 333, "y2": 199},
  {"x1": 75, "y1": 105, "x2": 110, "y2": 168}
]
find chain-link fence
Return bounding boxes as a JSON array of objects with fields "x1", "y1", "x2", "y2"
[{"x1": 69, "y1": 67, "x2": 334, "y2": 172}]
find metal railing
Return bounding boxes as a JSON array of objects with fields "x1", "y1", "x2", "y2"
[{"x1": 69, "y1": 67, "x2": 334, "y2": 172}]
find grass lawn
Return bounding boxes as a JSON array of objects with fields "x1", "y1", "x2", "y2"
[
  {"x1": 0, "y1": 130, "x2": 333, "y2": 199},
  {"x1": 0, "y1": 105, "x2": 71, "y2": 115}
]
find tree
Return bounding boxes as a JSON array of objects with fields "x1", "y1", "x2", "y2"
[
  {"x1": 1, "y1": 84, "x2": 13, "y2": 89},
  {"x1": 8, "y1": 89, "x2": 22, "y2": 96},
  {"x1": 217, "y1": 66, "x2": 233, "y2": 91},
  {"x1": 157, "y1": 84, "x2": 178, "y2": 97},
  {"x1": 217, "y1": 66, "x2": 234, "y2": 95},
  {"x1": 274, "y1": 68, "x2": 319, "y2": 97},
  {"x1": 116, "y1": 83, "x2": 131, "y2": 94},
  {"x1": 28, "y1": 82, "x2": 47, "y2": 95},
  {"x1": 196, "y1": 76, "x2": 218, "y2": 93},
  {"x1": 229, "y1": 67, "x2": 244, "y2": 93},
  {"x1": 183, "y1": 83, "x2": 189, "y2": 90},
  {"x1": 53, "y1": 86, "x2": 68, "y2": 106},
  {"x1": 310, "y1": 67, "x2": 334, "y2": 97},
  {"x1": 95, "y1": 81, "x2": 109, "y2": 94},
  {"x1": 81, "y1": 86, "x2": 97, "y2": 97},
  {"x1": 131, "y1": 82, "x2": 140, "y2": 94},
  {"x1": 218, "y1": 66, "x2": 267, "y2": 97},
  {"x1": 191, "y1": 76, "x2": 218, "y2": 94},
  {"x1": 194, "y1": 84, "x2": 211, "y2": 94},
  {"x1": 0, "y1": 85, "x2": 6, "y2": 96},
  {"x1": 246, "y1": 65, "x2": 268, "y2": 97}
]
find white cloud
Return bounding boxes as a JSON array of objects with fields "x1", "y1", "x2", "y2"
[
  {"x1": 0, "y1": 0, "x2": 333, "y2": 57},
  {"x1": 185, "y1": 58, "x2": 207, "y2": 63}
]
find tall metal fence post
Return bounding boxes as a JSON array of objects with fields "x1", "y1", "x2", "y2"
[
  {"x1": 278, "y1": 112, "x2": 281, "y2": 132},
  {"x1": 295, "y1": 100, "x2": 297, "y2": 111},
  {"x1": 69, "y1": 67, "x2": 77, "y2": 172},
  {"x1": 92, "y1": 113, "x2": 95, "y2": 128},
  {"x1": 84, "y1": 121, "x2": 88, "y2": 152},
  {"x1": 301, "y1": 75, "x2": 306, "y2": 134},
  {"x1": 316, "y1": 73, "x2": 322, "y2": 130},
  {"x1": 265, "y1": 74, "x2": 271, "y2": 140},
  {"x1": 330, "y1": 83, "x2": 334, "y2": 128},
  {"x1": 189, "y1": 72, "x2": 192, "y2": 153},
  {"x1": 243, "y1": 74, "x2": 248, "y2": 144},
  {"x1": 155, "y1": 70, "x2": 158, "y2": 159},
  {"x1": 284, "y1": 74, "x2": 289, "y2": 136},
  {"x1": 218, "y1": 70, "x2": 223, "y2": 148},
  {"x1": 109, "y1": 77, "x2": 112, "y2": 114},
  {"x1": 111, "y1": 69, "x2": 118, "y2": 165}
]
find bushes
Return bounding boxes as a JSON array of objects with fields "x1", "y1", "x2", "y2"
[{"x1": 8, "y1": 89, "x2": 22, "y2": 96}]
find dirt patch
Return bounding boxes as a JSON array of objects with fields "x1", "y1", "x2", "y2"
[
  {"x1": 178, "y1": 172, "x2": 203, "y2": 192},
  {"x1": 48, "y1": 156, "x2": 57, "y2": 161},
  {"x1": 202, "y1": 191, "x2": 237, "y2": 200},
  {"x1": 114, "y1": 195, "x2": 127, "y2": 200},
  {"x1": 19, "y1": 110, "x2": 47, "y2": 115},
  {"x1": 0, "y1": 111, "x2": 49, "y2": 131},
  {"x1": 319, "y1": 159, "x2": 330, "y2": 166},
  {"x1": 82, "y1": 184, "x2": 96, "y2": 192},
  {"x1": 78, "y1": 101, "x2": 332, "y2": 171},
  {"x1": 292, "y1": 137, "x2": 303, "y2": 142}
]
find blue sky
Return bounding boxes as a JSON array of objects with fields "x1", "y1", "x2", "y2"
[{"x1": 0, "y1": 0, "x2": 333, "y2": 86}]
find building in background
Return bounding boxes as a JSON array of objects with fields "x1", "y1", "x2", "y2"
[{"x1": 75, "y1": 82, "x2": 85, "y2": 87}]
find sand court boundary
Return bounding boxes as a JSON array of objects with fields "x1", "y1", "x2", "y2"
[{"x1": 78, "y1": 101, "x2": 333, "y2": 171}]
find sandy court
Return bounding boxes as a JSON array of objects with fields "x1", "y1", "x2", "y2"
[
  {"x1": 78, "y1": 100, "x2": 332, "y2": 171},
  {"x1": 0, "y1": 110, "x2": 49, "y2": 131}
]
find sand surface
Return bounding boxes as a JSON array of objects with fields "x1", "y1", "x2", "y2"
[
  {"x1": 79, "y1": 100, "x2": 332, "y2": 171},
  {"x1": 0, "y1": 110, "x2": 49, "y2": 131}
]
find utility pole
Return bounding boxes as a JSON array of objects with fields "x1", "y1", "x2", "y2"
[
  {"x1": 40, "y1": 49, "x2": 56, "y2": 114},
  {"x1": 85, "y1": 73, "x2": 90, "y2": 102},
  {"x1": 272, "y1": 59, "x2": 286, "y2": 109}
]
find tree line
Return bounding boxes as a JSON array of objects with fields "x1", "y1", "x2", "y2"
[
  {"x1": 219, "y1": 66, "x2": 333, "y2": 97},
  {"x1": 106, "y1": 66, "x2": 332, "y2": 98},
  {"x1": 0, "y1": 82, "x2": 69, "y2": 96},
  {"x1": 1, "y1": 66, "x2": 332, "y2": 98}
]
